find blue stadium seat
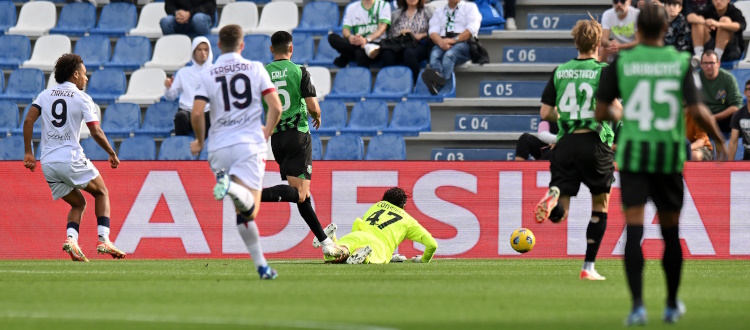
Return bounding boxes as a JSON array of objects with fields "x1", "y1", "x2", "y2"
[
  {"x1": 80, "y1": 137, "x2": 115, "y2": 161},
  {"x1": 90, "y1": 2, "x2": 138, "y2": 37},
  {"x1": 158, "y1": 136, "x2": 195, "y2": 160},
  {"x1": 311, "y1": 134, "x2": 322, "y2": 160},
  {"x1": 369, "y1": 66, "x2": 413, "y2": 101},
  {"x1": 291, "y1": 33, "x2": 314, "y2": 65},
  {"x1": 382, "y1": 101, "x2": 431, "y2": 136},
  {"x1": 11, "y1": 104, "x2": 40, "y2": 138},
  {"x1": 105, "y1": 36, "x2": 151, "y2": 71},
  {"x1": 87, "y1": 68, "x2": 126, "y2": 105},
  {"x1": 242, "y1": 35, "x2": 272, "y2": 64},
  {"x1": 206, "y1": 34, "x2": 221, "y2": 63},
  {"x1": 0, "y1": 2, "x2": 16, "y2": 35},
  {"x1": 341, "y1": 100, "x2": 388, "y2": 135},
  {"x1": 325, "y1": 67, "x2": 371, "y2": 102},
  {"x1": 49, "y1": 2, "x2": 96, "y2": 37},
  {"x1": 324, "y1": 134, "x2": 364, "y2": 160},
  {"x1": 101, "y1": 103, "x2": 141, "y2": 138},
  {"x1": 309, "y1": 36, "x2": 338, "y2": 67},
  {"x1": 431, "y1": 148, "x2": 516, "y2": 161},
  {"x1": 0, "y1": 68, "x2": 44, "y2": 103},
  {"x1": 294, "y1": 2, "x2": 340, "y2": 35},
  {"x1": 199, "y1": 139, "x2": 208, "y2": 160},
  {"x1": 74, "y1": 35, "x2": 111, "y2": 72},
  {"x1": 0, "y1": 101, "x2": 18, "y2": 136},
  {"x1": 0, "y1": 136, "x2": 24, "y2": 160},
  {"x1": 315, "y1": 100, "x2": 347, "y2": 135},
  {"x1": 365, "y1": 134, "x2": 406, "y2": 160},
  {"x1": 454, "y1": 114, "x2": 540, "y2": 132},
  {"x1": 409, "y1": 69, "x2": 455, "y2": 102},
  {"x1": 737, "y1": 138, "x2": 745, "y2": 161},
  {"x1": 118, "y1": 136, "x2": 156, "y2": 161},
  {"x1": 733, "y1": 69, "x2": 750, "y2": 89},
  {"x1": 0, "y1": 35, "x2": 30, "y2": 70},
  {"x1": 137, "y1": 101, "x2": 179, "y2": 138}
]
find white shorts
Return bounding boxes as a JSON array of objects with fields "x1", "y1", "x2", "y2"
[
  {"x1": 42, "y1": 159, "x2": 100, "y2": 200},
  {"x1": 208, "y1": 144, "x2": 266, "y2": 191}
]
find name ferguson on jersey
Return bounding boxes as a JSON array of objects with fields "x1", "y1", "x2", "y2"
[{"x1": 210, "y1": 63, "x2": 253, "y2": 76}]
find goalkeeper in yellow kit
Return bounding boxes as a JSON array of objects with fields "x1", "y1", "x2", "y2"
[{"x1": 315, "y1": 187, "x2": 438, "y2": 264}]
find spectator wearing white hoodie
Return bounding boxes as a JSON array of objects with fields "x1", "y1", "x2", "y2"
[{"x1": 164, "y1": 36, "x2": 213, "y2": 136}]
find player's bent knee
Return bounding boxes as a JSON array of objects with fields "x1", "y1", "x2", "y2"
[{"x1": 719, "y1": 16, "x2": 732, "y2": 23}]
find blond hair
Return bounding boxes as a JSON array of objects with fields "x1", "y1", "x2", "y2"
[{"x1": 571, "y1": 18, "x2": 602, "y2": 55}]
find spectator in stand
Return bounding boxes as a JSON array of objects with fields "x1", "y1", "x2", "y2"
[
  {"x1": 601, "y1": 0, "x2": 640, "y2": 62},
  {"x1": 664, "y1": 0, "x2": 692, "y2": 52},
  {"x1": 687, "y1": 0, "x2": 746, "y2": 63},
  {"x1": 422, "y1": 0, "x2": 481, "y2": 95},
  {"x1": 514, "y1": 120, "x2": 558, "y2": 161},
  {"x1": 728, "y1": 79, "x2": 750, "y2": 160},
  {"x1": 164, "y1": 37, "x2": 213, "y2": 136},
  {"x1": 504, "y1": 0, "x2": 517, "y2": 30},
  {"x1": 328, "y1": 0, "x2": 391, "y2": 68},
  {"x1": 699, "y1": 50, "x2": 742, "y2": 136},
  {"x1": 682, "y1": 0, "x2": 709, "y2": 15},
  {"x1": 381, "y1": 0, "x2": 434, "y2": 83},
  {"x1": 160, "y1": 0, "x2": 216, "y2": 38},
  {"x1": 686, "y1": 110, "x2": 714, "y2": 161}
]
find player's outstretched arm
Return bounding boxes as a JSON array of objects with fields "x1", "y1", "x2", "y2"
[
  {"x1": 406, "y1": 223, "x2": 438, "y2": 263},
  {"x1": 263, "y1": 91, "x2": 283, "y2": 140},
  {"x1": 190, "y1": 98, "x2": 208, "y2": 155},
  {"x1": 22, "y1": 105, "x2": 41, "y2": 172},
  {"x1": 89, "y1": 123, "x2": 119, "y2": 168}
]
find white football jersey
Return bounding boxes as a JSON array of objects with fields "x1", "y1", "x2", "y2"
[
  {"x1": 32, "y1": 82, "x2": 99, "y2": 165},
  {"x1": 196, "y1": 52, "x2": 276, "y2": 154}
]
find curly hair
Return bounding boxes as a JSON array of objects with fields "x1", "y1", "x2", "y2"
[
  {"x1": 571, "y1": 18, "x2": 602, "y2": 54},
  {"x1": 382, "y1": 187, "x2": 409, "y2": 209},
  {"x1": 54, "y1": 54, "x2": 83, "y2": 84}
]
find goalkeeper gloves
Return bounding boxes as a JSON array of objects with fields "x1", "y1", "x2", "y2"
[{"x1": 410, "y1": 255, "x2": 423, "y2": 263}]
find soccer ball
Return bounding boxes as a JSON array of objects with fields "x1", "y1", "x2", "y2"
[{"x1": 510, "y1": 228, "x2": 535, "y2": 253}]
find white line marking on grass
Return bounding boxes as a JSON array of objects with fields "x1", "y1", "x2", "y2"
[{"x1": 0, "y1": 311, "x2": 398, "y2": 330}]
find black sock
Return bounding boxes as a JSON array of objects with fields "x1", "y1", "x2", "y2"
[
  {"x1": 261, "y1": 185, "x2": 299, "y2": 203},
  {"x1": 97, "y1": 216, "x2": 110, "y2": 227},
  {"x1": 625, "y1": 225, "x2": 645, "y2": 309},
  {"x1": 297, "y1": 197, "x2": 327, "y2": 242},
  {"x1": 585, "y1": 212, "x2": 607, "y2": 262},
  {"x1": 661, "y1": 225, "x2": 683, "y2": 309},
  {"x1": 549, "y1": 205, "x2": 565, "y2": 223}
]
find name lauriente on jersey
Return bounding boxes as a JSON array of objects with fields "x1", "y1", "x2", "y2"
[
  {"x1": 623, "y1": 62, "x2": 682, "y2": 77},
  {"x1": 556, "y1": 69, "x2": 599, "y2": 80}
]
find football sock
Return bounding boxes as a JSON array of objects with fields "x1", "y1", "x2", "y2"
[
  {"x1": 715, "y1": 48, "x2": 724, "y2": 61},
  {"x1": 625, "y1": 225, "x2": 645, "y2": 309},
  {"x1": 297, "y1": 197, "x2": 328, "y2": 242},
  {"x1": 694, "y1": 46, "x2": 704, "y2": 57},
  {"x1": 661, "y1": 225, "x2": 683, "y2": 309},
  {"x1": 584, "y1": 212, "x2": 607, "y2": 263},
  {"x1": 66, "y1": 222, "x2": 79, "y2": 241},
  {"x1": 261, "y1": 185, "x2": 299, "y2": 203},
  {"x1": 236, "y1": 215, "x2": 267, "y2": 268},
  {"x1": 321, "y1": 237, "x2": 334, "y2": 246},
  {"x1": 97, "y1": 216, "x2": 110, "y2": 242},
  {"x1": 549, "y1": 204, "x2": 565, "y2": 223},
  {"x1": 227, "y1": 184, "x2": 255, "y2": 213}
]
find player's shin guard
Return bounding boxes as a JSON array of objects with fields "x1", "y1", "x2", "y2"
[
  {"x1": 298, "y1": 196, "x2": 328, "y2": 242},
  {"x1": 585, "y1": 212, "x2": 607, "y2": 262},
  {"x1": 625, "y1": 225, "x2": 645, "y2": 309},
  {"x1": 549, "y1": 205, "x2": 565, "y2": 223},
  {"x1": 228, "y1": 184, "x2": 255, "y2": 213},
  {"x1": 236, "y1": 214, "x2": 267, "y2": 268},
  {"x1": 661, "y1": 225, "x2": 683, "y2": 309},
  {"x1": 261, "y1": 185, "x2": 299, "y2": 203}
]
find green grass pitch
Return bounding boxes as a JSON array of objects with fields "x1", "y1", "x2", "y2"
[{"x1": 1, "y1": 259, "x2": 748, "y2": 329}]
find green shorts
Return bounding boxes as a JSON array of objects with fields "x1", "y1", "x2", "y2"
[{"x1": 337, "y1": 231, "x2": 389, "y2": 264}]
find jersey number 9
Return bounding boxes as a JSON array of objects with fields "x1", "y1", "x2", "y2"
[{"x1": 51, "y1": 99, "x2": 67, "y2": 127}]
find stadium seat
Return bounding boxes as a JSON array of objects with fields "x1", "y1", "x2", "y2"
[
  {"x1": 198, "y1": 139, "x2": 208, "y2": 160},
  {"x1": 294, "y1": 2, "x2": 340, "y2": 35},
  {"x1": 105, "y1": 36, "x2": 151, "y2": 71},
  {"x1": 80, "y1": 137, "x2": 115, "y2": 161},
  {"x1": 311, "y1": 134, "x2": 322, "y2": 160},
  {"x1": 74, "y1": 35, "x2": 111, "y2": 72},
  {"x1": 158, "y1": 136, "x2": 195, "y2": 160},
  {"x1": 309, "y1": 36, "x2": 338, "y2": 67},
  {"x1": 137, "y1": 101, "x2": 179, "y2": 138},
  {"x1": 736, "y1": 2, "x2": 750, "y2": 39},
  {"x1": 118, "y1": 136, "x2": 157, "y2": 160},
  {"x1": 144, "y1": 35, "x2": 192, "y2": 71},
  {"x1": 7, "y1": 1, "x2": 56, "y2": 37},
  {"x1": 365, "y1": 134, "x2": 406, "y2": 160},
  {"x1": 382, "y1": 100, "x2": 431, "y2": 136},
  {"x1": 87, "y1": 68, "x2": 127, "y2": 105},
  {"x1": 49, "y1": 2, "x2": 96, "y2": 37},
  {"x1": 325, "y1": 67, "x2": 371, "y2": 102},
  {"x1": 306, "y1": 66, "x2": 331, "y2": 99},
  {"x1": 241, "y1": 35, "x2": 273, "y2": 64},
  {"x1": 315, "y1": 100, "x2": 347, "y2": 135},
  {"x1": 11, "y1": 104, "x2": 41, "y2": 138},
  {"x1": 0, "y1": 101, "x2": 19, "y2": 136},
  {"x1": 737, "y1": 138, "x2": 745, "y2": 161},
  {"x1": 46, "y1": 72, "x2": 58, "y2": 90},
  {"x1": 129, "y1": 2, "x2": 167, "y2": 38},
  {"x1": 101, "y1": 103, "x2": 141, "y2": 138},
  {"x1": 0, "y1": 136, "x2": 24, "y2": 160},
  {"x1": 0, "y1": 2, "x2": 16, "y2": 35},
  {"x1": 0, "y1": 35, "x2": 31, "y2": 70},
  {"x1": 290, "y1": 33, "x2": 314, "y2": 65},
  {"x1": 90, "y1": 2, "x2": 138, "y2": 37},
  {"x1": 408, "y1": 69, "x2": 456, "y2": 102},
  {"x1": 369, "y1": 66, "x2": 413, "y2": 101},
  {"x1": 211, "y1": 2, "x2": 258, "y2": 34},
  {"x1": 22, "y1": 35, "x2": 72, "y2": 71},
  {"x1": 341, "y1": 100, "x2": 389, "y2": 135},
  {"x1": 118, "y1": 68, "x2": 167, "y2": 105},
  {"x1": 206, "y1": 34, "x2": 221, "y2": 63},
  {"x1": 251, "y1": 1, "x2": 298, "y2": 35},
  {"x1": 427, "y1": 0, "x2": 447, "y2": 10},
  {"x1": 0, "y1": 68, "x2": 44, "y2": 104},
  {"x1": 323, "y1": 134, "x2": 364, "y2": 160}
]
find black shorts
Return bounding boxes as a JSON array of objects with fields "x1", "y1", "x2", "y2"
[
  {"x1": 705, "y1": 35, "x2": 744, "y2": 62},
  {"x1": 270, "y1": 130, "x2": 312, "y2": 181},
  {"x1": 548, "y1": 132, "x2": 614, "y2": 196},
  {"x1": 619, "y1": 172, "x2": 684, "y2": 211}
]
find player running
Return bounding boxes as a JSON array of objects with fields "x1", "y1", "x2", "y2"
[
  {"x1": 189, "y1": 25, "x2": 284, "y2": 280},
  {"x1": 22, "y1": 54, "x2": 125, "y2": 261},
  {"x1": 595, "y1": 3, "x2": 727, "y2": 325},
  {"x1": 260, "y1": 31, "x2": 344, "y2": 258},
  {"x1": 534, "y1": 18, "x2": 619, "y2": 280}
]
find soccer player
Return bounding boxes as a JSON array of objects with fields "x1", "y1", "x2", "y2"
[
  {"x1": 189, "y1": 25, "x2": 284, "y2": 280},
  {"x1": 323, "y1": 187, "x2": 438, "y2": 264},
  {"x1": 22, "y1": 53, "x2": 125, "y2": 262},
  {"x1": 534, "y1": 18, "x2": 618, "y2": 281},
  {"x1": 260, "y1": 31, "x2": 344, "y2": 258},
  {"x1": 595, "y1": 3, "x2": 727, "y2": 325}
]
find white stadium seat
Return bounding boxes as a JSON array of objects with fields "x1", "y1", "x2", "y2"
[
  {"x1": 211, "y1": 2, "x2": 258, "y2": 34},
  {"x1": 22, "y1": 35, "x2": 72, "y2": 71},
  {"x1": 427, "y1": 0, "x2": 448, "y2": 10},
  {"x1": 129, "y1": 2, "x2": 168, "y2": 39},
  {"x1": 7, "y1": 1, "x2": 57, "y2": 37},
  {"x1": 250, "y1": 1, "x2": 299, "y2": 35},
  {"x1": 273, "y1": 0, "x2": 304, "y2": 3},
  {"x1": 217, "y1": 0, "x2": 235, "y2": 5},
  {"x1": 47, "y1": 72, "x2": 58, "y2": 90},
  {"x1": 144, "y1": 35, "x2": 192, "y2": 71},
  {"x1": 117, "y1": 68, "x2": 167, "y2": 105},
  {"x1": 307, "y1": 66, "x2": 331, "y2": 100}
]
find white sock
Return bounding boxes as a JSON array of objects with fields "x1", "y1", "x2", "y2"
[
  {"x1": 237, "y1": 221, "x2": 267, "y2": 268},
  {"x1": 694, "y1": 46, "x2": 704, "y2": 56},
  {"x1": 228, "y1": 184, "x2": 255, "y2": 213},
  {"x1": 321, "y1": 237, "x2": 333, "y2": 246},
  {"x1": 715, "y1": 48, "x2": 724, "y2": 61},
  {"x1": 67, "y1": 228, "x2": 78, "y2": 241},
  {"x1": 97, "y1": 225, "x2": 110, "y2": 242},
  {"x1": 583, "y1": 261, "x2": 595, "y2": 271}
]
